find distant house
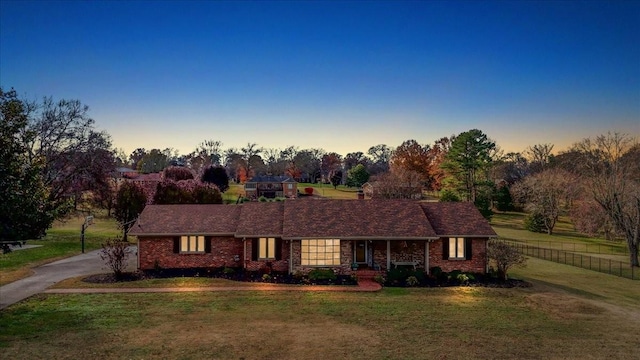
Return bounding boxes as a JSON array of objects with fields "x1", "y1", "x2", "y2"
[
  {"x1": 244, "y1": 176, "x2": 297, "y2": 200},
  {"x1": 130, "y1": 200, "x2": 496, "y2": 274},
  {"x1": 115, "y1": 167, "x2": 137, "y2": 180},
  {"x1": 362, "y1": 181, "x2": 422, "y2": 200}
]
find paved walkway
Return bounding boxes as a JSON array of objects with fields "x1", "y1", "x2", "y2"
[{"x1": 1, "y1": 249, "x2": 380, "y2": 310}]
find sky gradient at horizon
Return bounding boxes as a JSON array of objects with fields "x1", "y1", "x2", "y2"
[{"x1": 1, "y1": 1, "x2": 638, "y2": 156}]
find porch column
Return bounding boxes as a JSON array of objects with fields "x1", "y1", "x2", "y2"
[
  {"x1": 386, "y1": 240, "x2": 391, "y2": 269},
  {"x1": 243, "y1": 238, "x2": 247, "y2": 270},
  {"x1": 425, "y1": 241, "x2": 429, "y2": 274},
  {"x1": 289, "y1": 240, "x2": 293, "y2": 274}
]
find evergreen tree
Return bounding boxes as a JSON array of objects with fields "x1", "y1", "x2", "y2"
[
  {"x1": 0, "y1": 89, "x2": 52, "y2": 240},
  {"x1": 201, "y1": 166, "x2": 230, "y2": 192},
  {"x1": 346, "y1": 164, "x2": 370, "y2": 188}
]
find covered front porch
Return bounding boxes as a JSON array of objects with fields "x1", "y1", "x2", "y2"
[{"x1": 351, "y1": 239, "x2": 435, "y2": 273}]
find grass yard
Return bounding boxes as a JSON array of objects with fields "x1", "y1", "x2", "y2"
[
  {"x1": 492, "y1": 212, "x2": 629, "y2": 258},
  {"x1": 1, "y1": 263, "x2": 639, "y2": 359},
  {"x1": 222, "y1": 184, "x2": 245, "y2": 203},
  {"x1": 0, "y1": 214, "x2": 120, "y2": 286},
  {"x1": 298, "y1": 182, "x2": 359, "y2": 199}
]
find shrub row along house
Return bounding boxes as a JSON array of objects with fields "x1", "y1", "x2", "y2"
[{"x1": 129, "y1": 200, "x2": 496, "y2": 274}]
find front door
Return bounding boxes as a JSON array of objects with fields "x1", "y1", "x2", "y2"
[{"x1": 354, "y1": 240, "x2": 367, "y2": 264}]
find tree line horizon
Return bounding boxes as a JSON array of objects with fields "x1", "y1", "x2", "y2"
[{"x1": 2, "y1": 88, "x2": 639, "y2": 267}]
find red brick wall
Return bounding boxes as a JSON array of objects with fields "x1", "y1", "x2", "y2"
[
  {"x1": 245, "y1": 238, "x2": 290, "y2": 272},
  {"x1": 138, "y1": 236, "x2": 244, "y2": 270},
  {"x1": 138, "y1": 236, "x2": 488, "y2": 274},
  {"x1": 429, "y1": 238, "x2": 487, "y2": 273}
]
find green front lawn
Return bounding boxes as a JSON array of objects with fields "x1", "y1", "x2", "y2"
[
  {"x1": 1, "y1": 261, "x2": 638, "y2": 359},
  {"x1": 491, "y1": 212, "x2": 629, "y2": 258},
  {"x1": 0, "y1": 215, "x2": 119, "y2": 286}
]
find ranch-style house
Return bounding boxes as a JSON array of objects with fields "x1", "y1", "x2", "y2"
[{"x1": 129, "y1": 200, "x2": 496, "y2": 274}]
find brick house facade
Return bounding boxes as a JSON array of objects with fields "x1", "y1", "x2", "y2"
[{"x1": 130, "y1": 200, "x2": 496, "y2": 274}]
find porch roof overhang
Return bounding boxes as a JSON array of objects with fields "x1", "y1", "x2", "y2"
[
  {"x1": 235, "y1": 234, "x2": 283, "y2": 239},
  {"x1": 438, "y1": 235, "x2": 495, "y2": 238},
  {"x1": 282, "y1": 236, "x2": 439, "y2": 241}
]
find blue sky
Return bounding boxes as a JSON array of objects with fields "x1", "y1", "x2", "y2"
[{"x1": 1, "y1": 1, "x2": 638, "y2": 156}]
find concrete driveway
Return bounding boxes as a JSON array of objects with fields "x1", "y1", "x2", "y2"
[{"x1": 0, "y1": 246, "x2": 137, "y2": 310}]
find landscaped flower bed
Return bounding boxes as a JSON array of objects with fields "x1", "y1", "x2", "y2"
[
  {"x1": 380, "y1": 266, "x2": 531, "y2": 288},
  {"x1": 83, "y1": 267, "x2": 358, "y2": 286}
]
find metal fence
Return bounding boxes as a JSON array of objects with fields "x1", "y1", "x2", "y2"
[
  {"x1": 503, "y1": 240, "x2": 638, "y2": 280},
  {"x1": 500, "y1": 238, "x2": 627, "y2": 256}
]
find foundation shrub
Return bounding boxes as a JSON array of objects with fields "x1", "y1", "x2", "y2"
[{"x1": 308, "y1": 268, "x2": 337, "y2": 281}]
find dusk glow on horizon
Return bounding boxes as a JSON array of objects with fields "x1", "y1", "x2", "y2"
[{"x1": 1, "y1": 0, "x2": 638, "y2": 156}]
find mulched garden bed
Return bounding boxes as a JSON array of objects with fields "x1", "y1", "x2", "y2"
[
  {"x1": 83, "y1": 268, "x2": 358, "y2": 286},
  {"x1": 84, "y1": 269, "x2": 530, "y2": 288}
]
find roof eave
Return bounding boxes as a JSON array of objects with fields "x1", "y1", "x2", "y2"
[
  {"x1": 130, "y1": 232, "x2": 236, "y2": 237},
  {"x1": 436, "y1": 234, "x2": 497, "y2": 238},
  {"x1": 282, "y1": 236, "x2": 439, "y2": 241}
]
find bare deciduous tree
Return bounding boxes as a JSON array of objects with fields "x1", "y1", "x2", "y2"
[
  {"x1": 100, "y1": 237, "x2": 132, "y2": 280},
  {"x1": 487, "y1": 240, "x2": 527, "y2": 280},
  {"x1": 573, "y1": 133, "x2": 640, "y2": 267},
  {"x1": 511, "y1": 168, "x2": 577, "y2": 235}
]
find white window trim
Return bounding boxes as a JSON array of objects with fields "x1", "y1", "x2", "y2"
[{"x1": 449, "y1": 237, "x2": 466, "y2": 260}]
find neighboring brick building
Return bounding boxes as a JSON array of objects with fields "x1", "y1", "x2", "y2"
[
  {"x1": 129, "y1": 200, "x2": 496, "y2": 274},
  {"x1": 244, "y1": 176, "x2": 297, "y2": 200}
]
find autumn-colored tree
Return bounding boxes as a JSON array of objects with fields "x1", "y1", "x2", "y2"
[
  {"x1": 390, "y1": 140, "x2": 432, "y2": 187},
  {"x1": 426, "y1": 137, "x2": 452, "y2": 191}
]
